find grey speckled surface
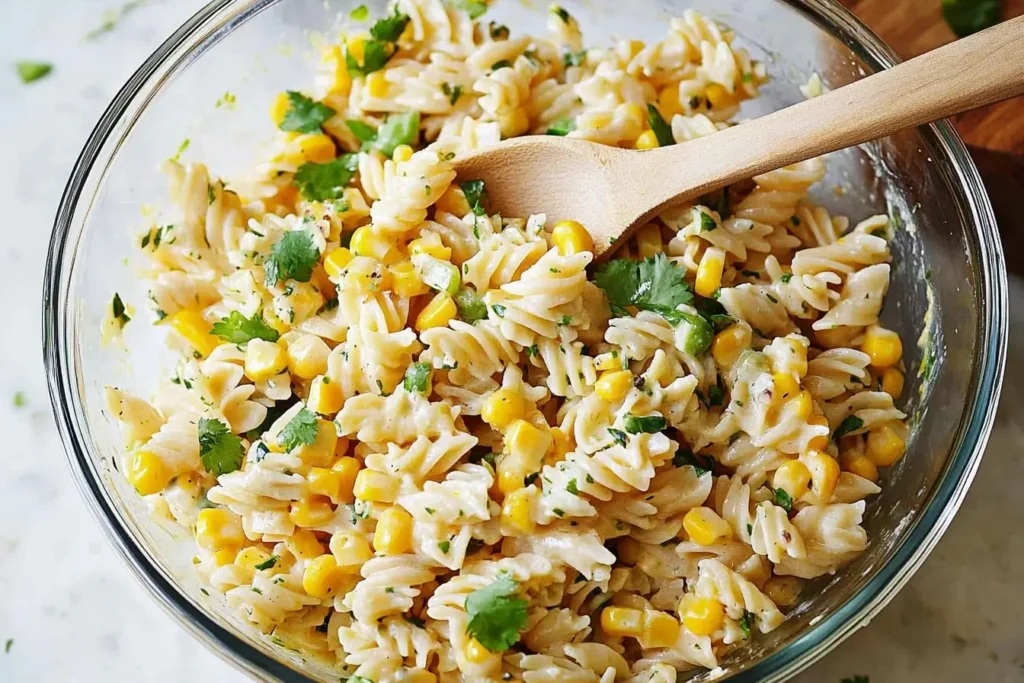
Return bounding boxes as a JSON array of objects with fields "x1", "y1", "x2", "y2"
[{"x1": 1, "y1": 1, "x2": 1021, "y2": 681}]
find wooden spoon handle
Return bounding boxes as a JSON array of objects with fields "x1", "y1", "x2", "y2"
[{"x1": 634, "y1": 15, "x2": 1024, "y2": 210}]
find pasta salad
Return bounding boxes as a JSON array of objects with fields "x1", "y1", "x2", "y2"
[{"x1": 104, "y1": 2, "x2": 910, "y2": 681}]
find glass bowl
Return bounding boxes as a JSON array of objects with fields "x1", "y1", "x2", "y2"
[{"x1": 43, "y1": 0, "x2": 1008, "y2": 680}]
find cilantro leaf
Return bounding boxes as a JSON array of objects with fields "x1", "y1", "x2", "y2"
[
  {"x1": 264, "y1": 230, "x2": 320, "y2": 286},
  {"x1": 447, "y1": 0, "x2": 489, "y2": 19},
  {"x1": 198, "y1": 417, "x2": 244, "y2": 476},
  {"x1": 460, "y1": 180, "x2": 488, "y2": 216},
  {"x1": 608, "y1": 428, "x2": 628, "y2": 447},
  {"x1": 403, "y1": 362, "x2": 432, "y2": 393},
  {"x1": 942, "y1": 0, "x2": 1001, "y2": 37},
  {"x1": 738, "y1": 610, "x2": 755, "y2": 639},
  {"x1": 774, "y1": 488, "x2": 794, "y2": 513},
  {"x1": 672, "y1": 449, "x2": 713, "y2": 475},
  {"x1": 370, "y1": 9, "x2": 410, "y2": 41},
  {"x1": 833, "y1": 415, "x2": 865, "y2": 441},
  {"x1": 465, "y1": 572, "x2": 529, "y2": 651},
  {"x1": 454, "y1": 287, "x2": 488, "y2": 323},
  {"x1": 594, "y1": 253, "x2": 693, "y2": 320},
  {"x1": 374, "y1": 110, "x2": 420, "y2": 156},
  {"x1": 696, "y1": 208, "x2": 717, "y2": 231},
  {"x1": 210, "y1": 311, "x2": 280, "y2": 344},
  {"x1": 622, "y1": 414, "x2": 667, "y2": 434},
  {"x1": 278, "y1": 407, "x2": 319, "y2": 451},
  {"x1": 293, "y1": 154, "x2": 359, "y2": 202},
  {"x1": 546, "y1": 118, "x2": 576, "y2": 136},
  {"x1": 111, "y1": 293, "x2": 131, "y2": 328},
  {"x1": 647, "y1": 104, "x2": 675, "y2": 147},
  {"x1": 279, "y1": 91, "x2": 335, "y2": 133},
  {"x1": 16, "y1": 61, "x2": 52, "y2": 84},
  {"x1": 346, "y1": 39, "x2": 393, "y2": 76}
]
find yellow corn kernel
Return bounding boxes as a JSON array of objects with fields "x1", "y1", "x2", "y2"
[
  {"x1": 289, "y1": 497, "x2": 336, "y2": 528},
  {"x1": 506, "y1": 419, "x2": 552, "y2": 466},
  {"x1": 551, "y1": 220, "x2": 594, "y2": 256},
  {"x1": 594, "y1": 353, "x2": 622, "y2": 371},
  {"x1": 167, "y1": 309, "x2": 220, "y2": 358},
  {"x1": 705, "y1": 83, "x2": 737, "y2": 109},
  {"x1": 354, "y1": 469, "x2": 400, "y2": 503},
  {"x1": 587, "y1": 112, "x2": 612, "y2": 129},
  {"x1": 244, "y1": 338, "x2": 288, "y2": 382},
  {"x1": 342, "y1": 255, "x2": 391, "y2": 293},
  {"x1": 658, "y1": 83, "x2": 683, "y2": 118},
  {"x1": 435, "y1": 187, "x2": 471, "y2": 217},
  {"x1": 640, "y1": 610, "x2": 681, "y2": 649},
  {"x1": 126, "y1": 450, "x2": 172, "y2": 496},
  {"x1": 807, "y1": 415, "x2": 830, "y2": 451},
  {"x1": 481, "y1": 389, "x2": 526, "y2": 429},
  {"x1": 392, "y1": 144, "x2": 414, "y2": 162},
  {"x1": 323, "y1": 247, "x2": 355, "y2": 278},
  {"x1": 195, "y1": 508, "x2": 245, "y2": 551},
  {"x1": 595, "y1": 370, "x2": 633, "y2": 403},
  {"x1": 841, "y1": 453, "x2": 879, "y2": 482},
  {"x1": 350, "y1": 226, "x2": 401, "y2": 265},
  {"x1": 678, "y1": 595, "x2": 725, "y2": 636},
  {"x1": 502, "y1": 488, "x2": 536, "y2": 535},
  {"x1": 366, "y1": 71, "x2": 389, "y2": 98},
  {"x1": 297, "y1": 133, "x2": 336, "y2": 163},
  {"x1": 329, "y1": 531, "x2": 373, "y2": 569},
  {"x1": 695, "y1": 247, "x2": 725, "y2": 298},
  {"x1": 549, "y1": 427, "x2": 573, "y2": 462},
  {"x1": 866, "y1": 423, "x2": 906, "y2": 467},
  {"x1": 373, "y1": 506, "x2": 413, "y2": 555},
  {"x1": 285, "y1": 529, "x2": 324, "y2": 561},
  {"x1": 415, "y1": 292, "x2": 457, "y2": 331},
  {"x1": 772, "y1": 372, "x2": 800, "y2": 402},
  {"x1": 302, "y1": 554, "x2": 348, "y2": 598},
  {"x1": 329, "y1": 456, "x2": 360, "y2": 502},
  {"x1": 346, "y1": 34, "x2": 367, "y2": 64},
  {"x1": 773, "y1": 459, "x2": 812, "y2": 499},
  {"x1": 408, "y1": 234, "x2": 453, "y2": 261},
  {"x1": 499, "y1": 107, "x2": 530, "y2": 138},
  {"x1": 621, "y1": 102, "x2": 646, "y2": 125},
  {"x1": 787, "y1": 390, "x2": 814, "y2": 421},
  {"x1": 307, "y1": 376, "x2": 344, "y2": 416},
  {"x1": 634, "y1": 129, "x2": 660, "y2": 150},
  {"x1": 294, "y1": 418, "x2": 338, "y2": 468},
  {"x1": 600, "y1": 607, "x2": 645, "y2": 638},
  {"x1": 286, "y1": 334, "x2": 331, "y2": 379},
  {"x1": 711, "y1": 323, "x2": 750, "y2": 366},
  {"x1": 235, "y1": 546, "x2": 273, "y2": 573},
  {"x1": 308, "y1": 467, "x2": 348, "y2": 503},
  {"x1": 389, "y1": 261, "x2": 430, "y2": 297},
  {"x1": 763, "y1": 576, "x2": 803, "y2": 608},
  {"x1": 634, "y1": 224, "x2": 663, "y2": 259},
  {"x1": 682, "y1": 507, "x2": 733, "y2": 546},
  {"x1": 880, "y1": 367, "x2": 904, "y2": 399},
  {"x1": 861, "y1": 325, "x2": 903, "y2": 368},
  {"x1": 464, "y1": 638, "x2": 498, "y2": 663},
  {"x1": 803, "y1": 450, "x2": 840, "y2": 500},
  {"x1": 320, "y1": 45, "x2": 351, "y2": 97},
  {"x1": 269, "y1": 91, "x2": 290, "y2": 126},
  {"x1": 211, "y1": 548, "x2": 237, "y2": 567},
  {"x1": 174, "y1": 471, "x2": 202, "y2": 497}
]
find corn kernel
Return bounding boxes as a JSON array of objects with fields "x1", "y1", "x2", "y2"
[
  {"x1": 293, "y1": 418, "x2": 338, "y2": 468},
  {"x1": 289, "y1": 497, "x2": 336, "y2": 528},
  {"x1": 346, "y1": 34, "x2": 367, "y2": 64},
  {"x1": 705, "y1": 83, "x2": 736, "y2": 109},
  {"x1": 506, "y1": 419, "x2": 552, "y2": 466},
  {"x1": 342, "y1": 255, "x2": 391, "y2": 293},
  {"x1": 549, "y1": 427, "x2": 573, "y2": 462},
  {"x1": 350, "y1": 226, "x2": 401, "y2": 265},
  {"x1": 712, "y1": 323, "x2": 751, "y2": 367},
  {"x1": 481, "y1": 389, "x2": 526, "y2": 429},
  {"x1": 235, "y1": 546, "x2": 274, "y2": 573},
  {"x1": 807, "y1": 415, "x2": 830, "y2": 451},
  {"x1": 621, "y1": 102, "x2": 646, "y2": 125},
  {"x1": 788, "y1": 390, "x2": 814, "y2": 421},
  {"x1": 126, "y1": 450, "x2": 172, "y2": 496},
  {"x1": 772, "y1": 372, "x2": 800, "y2": 402},
  {"x1": 551, "y1": 220, "x2": 594, "y2": 256},
  {"x1": 302, "y1": 554, "x2": 349, "y2": 598},
  {"x1": 324, "y1": 457, "x2": 359, "y2": 504},
  {"x1": 392, "y1": 144, "x2": 414, "y2": 162},
  {"x1": 167, "y1": 309, "x2": 220, "y2": 358},
  {"x1": 658, "y1": 83, "x2": 683, "y2": 118},
  {"x1": 329, "y1": 531, "x2": 372, "y2": 569},
  {"x1": 678, "y1": 595, "x2": 725, "y2": 636},
  {"x1": 841, "y1": 453, "x2": 879, "y2": 482},
  {"x1": 408, "y1": 234, "x2": 453, "y2": 261},
  {"x1": 366, "y1": 71, "x2": 389, "y2": 98},
  {"x1": 195, "y1": 508, "x2": 244, "y2": 551},
  {"x1": 307, "y1": 376, "x2": 344, "y2": 415},
  {"x1": 600, "y1": 607, "x2": 645, "y2": 638},
  {"x1": 244, "y1": 338, "x2": 288, "y2": 382},
  {"x1": 640, "y1": 610, "x2": 681, "y2": 649},
  {"x1": 595, "y1": 370, "x2": 633, "y2": 403},
  {"x1": 308, "y1": 467, "x2": 347, "y2": 503},
  {"x1": 763, "y1": 576, "x2": 803, "y2": 608},
  {"x1": 212, "y1": 548, "x2": 237, "y2": 567},
  {"x1": 286, "y1": 334, "x2": 331, "y2": 379},
  {"x1": 803, "y1": 450, "x2": 840, "y2": 500},
  {"x1": 502, "y1": 488, "x2": 536, "y2": 535},
  {"x1": 324, "y1": 247, "x2": 355, "y2": 278},
  {"x1": 285, "y1": 529, "x2": 324, "y2": 561},
  {"x1": 354, "y1": 469, "x2": 400, "y2": 503},
  {"x1": 695, "y1": 247, "x2": 725, "y2": 298},
  {"x1": 373, "y1": 506, "x2": 413, "y2": 555},
  {"x1": 861, "y1": 325, "x2": 903, "y2": 368},
  {"x1": 773, "y1": 460, "x2": 812, "y2": 499},
  {"x1": 269, "y1": 92, "x2": 290, "y2": 126},
  {"x1": 880, "y1": 367, "x2": 904, "y2": 399},
  {"x1": 415, "y1": 292, "x2": 457, "y2": 331},
  {"x1": 682, "y1": 507, "x2": 733, "y2": 545},
  {"x1": 634, "y1": 130, "x2": 660, "y2": 150},
  {"x1": 320, "y1": 45, "x2": 351, "y2": 97},
  {"x1": 464, "y1": 638, "x2": 498, "y2": 662},
  {"x1": 435, "y1": 186, "x2": 472, "y2": 216},
  {"x1": 298, "y1": 133, "x2": 336, "y2": 163},
  {"x1": 866, "y1": 423, "x2": 906, "y2": 467},
  {"x1": 594, "y1": 354, "x2": 622, "y2": 371},
  {"x1": 390, "y1": 261, "x2": 430, "y2": 297}
]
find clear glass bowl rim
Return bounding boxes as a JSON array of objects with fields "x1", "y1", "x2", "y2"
[{"x1": 42, "y1": 0, "x2": 1009, "y2": 680}]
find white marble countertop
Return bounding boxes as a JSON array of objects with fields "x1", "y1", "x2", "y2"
[{"x1": 2, "y1": 1, "x2": 1022, "y2": 681}]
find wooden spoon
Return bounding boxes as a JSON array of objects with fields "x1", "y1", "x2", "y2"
[{"x1": 453, "y1": 16, "x2": 1024, "y2": 260}]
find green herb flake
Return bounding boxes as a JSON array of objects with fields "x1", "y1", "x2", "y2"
[
  {"x1": 215, "y1": 91, "x2": 236, "y2": 108},
  {"x1": 448, "y1": 0, "x2": 489, "y2": 19},
  {"x1": 608, "y1": 428, "x2": 628, "y2": 447},
  {"x1": 833, "y1": 415, "x2": 865, "y2": 440},
  {"x1": 350, "y1": 4, "x2": 369, "y2": 20},
  {"x1": 16, "y1": 61, "x2": 52, "y2": 84},
  {"x1": 672, "y1": 449, "x2": 712, "y2": 476},
  {"x1": 545, "y1": 118, "x2": 577, "y2": 136},
  {"x1": 491, "y1": 304, "x2": 506, "y2": 318},
  {"x1": 171, "y1": 138, "x2": 190, "y2": 163},
  {"x1": 551, "y1": 5, "x2": 572, "y2": 23},
  {"x1": 594, "y1": 253, "x2": 693, "y2": 321},
  {"x1": 738, "y1": 610, "x2": 755, "y2": 639},
  {"x1": 12, "y1": 392, "x2": 27, "y2": 409},
  {"x1": 780, "y1": 273, "x2": 793, "y2": 284},
  {"x1": 490, "y1": 59, "x2": 513, "y2": 71},
  {"x1": 278, "y1": 91, "x2": 336, "y2": 133},
  {"x1": 111, "y1": 293, "x2": 131, "y2": 328},
  {"x1": 264, "y1": 230, "x2": 320, "y2": 286},
  {"x1": 255, "y1": 555, "x2": 280, "y2": 571},
  {"x1": 279, "y1": 407, "x2": 319, "y2": 451},
  {"x1": 438, "y1": 540, "x2": 451, "y2": 553},
  {"x1": 622, "y1": 414, "x2": 667, "y2": 434},
  {"x1": 442, "y1": 82, "x2": 464, "y2": 106},
  {"x1": 646, "y1": 104, "x2": 675, "y2": 147},
  {"x1": 198, "y1": 417, "x2": 245, "y2": 476},
  {"x1": 696, "y1": 209, "x2": 717, "y2": 232},
  {"x1": 460, "y1": 179, "x2": 488, "y2": 216},
  {"x1": 465, "y1": 571, "x2": 529, "y2": 651},
  {"x1": 403, "y1": 362, "x2": 432, "y2": 393},
  {"x1": 211, "y1": 311, "x2": 280, "y2": 344},
  {"x1": 525, "y1": 344, "x2": 539, "y2": 358},
  {"x1": 566, "y1": 478, "x2": 579, "y2": 496},
  {"x1": 4, "y1": 638, "x2": 11, "y2": 654},
  {"x1": 774, "y1": 487, "x2": 793, "y2": 513},
  {"x1": 294, "y1": 154, "x2": 360, "y2": 202},
  {"x1": 454, "y1": 286, "x2": 488, "y2": 323}
]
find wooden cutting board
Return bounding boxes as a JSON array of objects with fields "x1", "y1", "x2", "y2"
[{"x1": 845, "y1": 0, "x2": 1024, "y2": 269}]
